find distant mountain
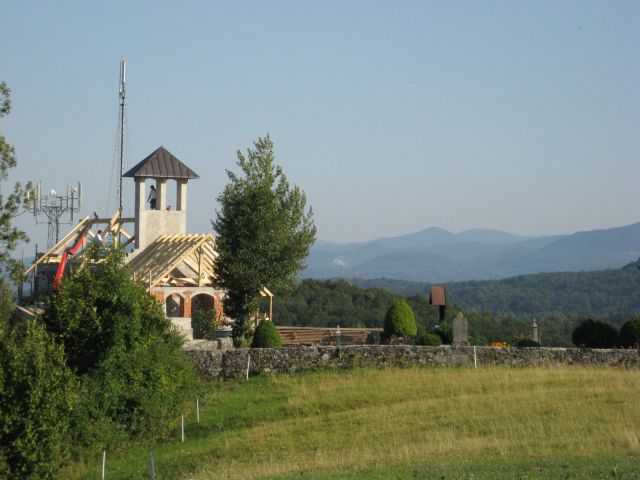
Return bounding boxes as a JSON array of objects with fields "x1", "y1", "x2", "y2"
[{"x1": 305, "y1": 222, "x2": 640, "y2": 282}]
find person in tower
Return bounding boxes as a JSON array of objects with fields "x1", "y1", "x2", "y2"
[{"x1": 147, "y1": 185, "x2": 157, "y2": 210}]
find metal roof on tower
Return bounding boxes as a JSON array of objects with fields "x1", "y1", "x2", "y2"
[{"x1": 123, "y1": 146, "x2": 199, "y2": 179}]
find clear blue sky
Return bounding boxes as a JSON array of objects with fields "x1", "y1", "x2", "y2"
[{"x1": 2, "y1": 1, "x2": 639, "y2": 252}]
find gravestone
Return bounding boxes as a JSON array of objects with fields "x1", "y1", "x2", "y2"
[
  {"x1": 532, "y1": 318, "x2": 540, "y2": 344},
  {"x1": 452, "y1": 312, "x2": 469, "y2": 347}
]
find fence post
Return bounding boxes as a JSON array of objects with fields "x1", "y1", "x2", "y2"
[
  {"x1": 149, "y1": 451, "x2": 155, "y2": 480},
  {"x1": 102, "y1": 450, "x2": 106, "y2": 479}
]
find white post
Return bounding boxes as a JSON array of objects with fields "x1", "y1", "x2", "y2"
[
  {"x1": 181, "y1": 414, "x2": 185, "y2": 443},
  {"x1": 157, "y1": 179, "x2": 167, "y2": 211},
  {"x1": 102, "y1": 450, "x2": 106, "y2": 479},
  {"x1": 149, "y1": 452, "x2": 155, "y2": 480},
  {"x1": 246, "y1": 353, "x2": 250, "y2": 380},
  {"x1": 177, "y1": 180, "x2": 188, "y2": 211},
  {"x1": 196, "y1": 398, "x2": 200, "y2": 423},
  {"x1": 473, "y1": 346, "x2": 477, "y2": 369}
]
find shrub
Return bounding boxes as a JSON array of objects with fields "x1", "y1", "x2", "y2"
[
  {"x1": 384, "y1": 299, "x2": 417, "y2": 338},
  {"x1": 232, "y1": 315, "x2": 255, "y2": 347},
  {"x1": 620, "y1": 317, "x2": 640, "y2": 348},
  {"x1": 416, "y1": 331, "x2": 441, "y2": 346},
  {"x1": 516, "y1": 338, "x2": 541, "y2": 348},
  {"x1": 434, "y1": 323, "x2": 453, "y2": 345},
  {"x1": 0, "y1": 319, "x2": 75, "y2": 479},
  {"x1": 42, "y1": 246, "x2": 200, "y2": 448},
  {"x1": 366, "y1": 330, "x2": 381, "y2": 345},
  {"x1": 192, "y1": 308, "x2": 217, "y2": 340},
  {"x1": 251, "y1": 320, "x2": 282, "y2": 348},
  {"x1": 571, "y1": 318, "x2": 619, "y2": 348},
  {"x1": 76, "y1": 331, "x2": 199, "y2": 442}
]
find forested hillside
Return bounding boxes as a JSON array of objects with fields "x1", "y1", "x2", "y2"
[
  {"x1": 270, "y1": 278, "x2": 637, "y2": 346},
  {"x1": 351, "y1": 261, "x2": 640, "y2": 319}
]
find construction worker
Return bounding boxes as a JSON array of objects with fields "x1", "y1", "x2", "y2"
[{"x1": 147, "y1": 185, "x2": 157, "y2": 210}]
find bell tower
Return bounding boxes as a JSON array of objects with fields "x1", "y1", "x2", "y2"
[{"x1": 123, "y1": 146, "x2": 199, "y2": 251}]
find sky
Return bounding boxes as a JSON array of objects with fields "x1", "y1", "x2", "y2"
[{"x1": 1, "y1": 1, "x2": 639, "y2": 252}]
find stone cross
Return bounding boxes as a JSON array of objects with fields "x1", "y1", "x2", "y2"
[{"x1": 452, "y1": 312, "x2": 469, "y2": 347}]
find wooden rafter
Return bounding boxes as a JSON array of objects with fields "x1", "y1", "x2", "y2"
[
  {"x1": 127, "y1": 233, "x2": 218, "y2": 289},
  {"x1": 24, "y1": 216, "x2": 92, "y2": 274},
  {"x1": 24, "y1": 210, "x2": 135, "y2": 275}
]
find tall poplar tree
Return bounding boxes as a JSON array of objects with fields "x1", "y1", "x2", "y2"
[{"x1": 212, "y1": 135, "x2": 316, "y2": 343}]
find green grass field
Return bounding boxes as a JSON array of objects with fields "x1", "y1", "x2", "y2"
[{"x1": 66, "y1": 366, "x2": 640, "y2": 479}]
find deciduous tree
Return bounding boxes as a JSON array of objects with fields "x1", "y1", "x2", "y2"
[
  {"x1": 0, "y1": 82, "x2": 30, "y2": 278},
  {"x1": 0, "y1": 83, "x2": 74, "y2": 479},
  {"x1": 42, "y1": 245, "x2": 199, "y2": 443},
  {"x1": 571, "y1": 318, "x2": 619, "y2": 348},
  {"x1": 0, "y1": 321, "x2": 75, "y2": 479},
  {"x1": 619, "y1": 317, "x2": 640, "y2": 348},
  {"x1": 212, "y1": 135, "x2": 316, "y2": 344}
]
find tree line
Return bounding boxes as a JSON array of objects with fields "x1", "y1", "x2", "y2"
[
  {"x1": 270, "y1": 278, "x2": 640, "y2": 347},
  {"x1": 352, "y1": 261, "x2": 640, "y2": 320}
]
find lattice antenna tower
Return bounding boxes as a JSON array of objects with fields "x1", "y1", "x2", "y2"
[
  {"x1": 117, "y1": 57, "x2": 126, "y2": 212},
  {"x1": 31, "y1": 181, "x2": 82, "y2": 248}
]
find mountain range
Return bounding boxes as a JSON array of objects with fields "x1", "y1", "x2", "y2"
[{"x1": 305, "y1": 223, "x2": 640, "y2": 282}]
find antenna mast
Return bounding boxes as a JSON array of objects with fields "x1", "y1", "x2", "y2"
[
  {"x1": 117, "y1": 57, "x2": 126, "y2": 212},
  {"x1": 31, "y1": 181, "x2": 83, "y2": 248}
]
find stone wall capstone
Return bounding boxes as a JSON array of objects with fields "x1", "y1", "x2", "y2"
[{"x1": 182, "y1": 344, "x2": 640, "y2": 380}]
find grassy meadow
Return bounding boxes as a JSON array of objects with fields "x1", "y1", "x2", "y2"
[{"x1": 66, "y1": 366, "x2": 640, "y2": 479}]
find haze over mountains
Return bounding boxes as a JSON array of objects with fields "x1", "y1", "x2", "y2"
[{"x1": 305, "y1": 223, "x2": 640, "y2": 282}]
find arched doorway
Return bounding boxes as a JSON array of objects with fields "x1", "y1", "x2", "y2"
[
  {"x1": 191, "y1": 293, "x2": 216, "y2": 339},
  {"x1": 166, "y1": 293, "x2": 184, "y2": 317},
  {"x1": 191, "y1": 293, "x2": 215, "y2": 316}
]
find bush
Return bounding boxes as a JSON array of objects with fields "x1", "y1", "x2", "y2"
[
  {"x1": 620, "y1": 318, "x2": 640, "y2": 348},
  {"x1": 42, "y1": 246, "x2": 200, "y2": 448},
  {"x1": 232, "y1": 315, "x2": 255, "y2": 347},
  {"x1": 434, "y1": 323, "x2": 453, "y2": 344},
  {"x1": 251, "y1": 320, "x2": 282, "y2": 348},
  {"x1": 516, "y1": 338, "x2": 541, "y2": 348},
  {"x1": 76, "y1": 331, "x2": 199, "y2": 442},
  {"x1": 416, "y1": 331, "x2": 441, "y2": 346},
  {"x1": 571, "y1": 318, "x2": 619, "y2": 348},
  {"x1": 384, "y1": 299, "x2": 417, "y2": 338},
  {"x1": 0, "y1": 320, "x2": 75, "y2": 479},
  {"x1": 192, "y1": 308, "x2": 217, "y2": 340},
  {"x1": 366, "y1": 330, "x2": 381, "y2": 345}
]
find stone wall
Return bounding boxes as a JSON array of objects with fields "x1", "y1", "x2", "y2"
[{"x1": 183, "y1": 344, "x2": 640, "y2": 381}]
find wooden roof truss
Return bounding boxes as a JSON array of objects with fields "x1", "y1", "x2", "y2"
[
  {"x1": 126, "y1": 234, "x2": 219, "y2": 289},
  {"x1": 25, "y1": 210, "x2": 134, "y2": 274}
]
